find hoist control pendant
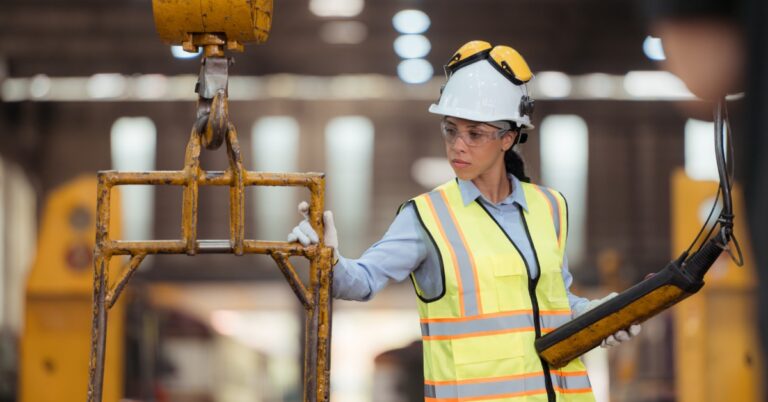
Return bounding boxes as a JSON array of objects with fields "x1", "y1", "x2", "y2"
[{"x1": 151, "y1": 0, "x2": 272, "y2": 50}]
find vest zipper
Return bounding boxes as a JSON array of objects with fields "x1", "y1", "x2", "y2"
[
  {"x1": 519, "y1": 210, "x2": 557, "y2": 402},
  {"x1": 474, "y1": 200, "x2": 557, "y2": 402}
]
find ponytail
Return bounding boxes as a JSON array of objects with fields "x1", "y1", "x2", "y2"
[{"x1": 504, "y1": 148, "x2": 530, "y2": 183}]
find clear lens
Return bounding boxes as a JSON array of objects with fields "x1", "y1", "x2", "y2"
[{"x1": 440, "y1": 120, "x2": 505, "y2": 146}]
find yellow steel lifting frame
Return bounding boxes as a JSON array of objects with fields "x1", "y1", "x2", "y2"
[
  {"x1": 89, "y1": 2, "x2": 334, "y2": 401},
  {"x1": 87, "y1": 152, "x2": 334, "y2": 402}
]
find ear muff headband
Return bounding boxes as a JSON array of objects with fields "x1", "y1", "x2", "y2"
[{"x1": 444, "y1": 41, "x2": 534, "y2": 86}]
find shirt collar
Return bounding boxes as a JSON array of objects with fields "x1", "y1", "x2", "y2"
[{"x1": 457, "y1": 174, "x2": 529, "y2": 212}]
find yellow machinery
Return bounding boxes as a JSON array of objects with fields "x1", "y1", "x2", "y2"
[
  {"x1": 671, "y1": 169, "x2": 763, "y2": 402},
  {"x1": 20, "y1": 176, "x2": 123, "y2": 402},
  {"x1": 87, "y1": 2, "x2": 336, "y2": 402},
  {"x1": 152, "y1": 0, "x2": 272, "y2": 55}
]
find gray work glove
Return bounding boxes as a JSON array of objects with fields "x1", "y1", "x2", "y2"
[
  {"x1": 573, "y1": 292, "x2": 642, "y2": 348},
  {"x1": 287, "y1": 201, "x2": 339, "y2": 261}
]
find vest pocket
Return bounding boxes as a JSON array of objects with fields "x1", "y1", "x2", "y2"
[
  {"x1": 540, "y1": 272, "x2": 571, "y2": 310},
  {"x1": 491, "y1": 255, "x2": 529, "y2": 311},
  {"x1": 451, "y1": 333, "x2": 525, "y2": 381},
  {"x1": 495, "y1": 274, "x2": 528, "y2": 311}
]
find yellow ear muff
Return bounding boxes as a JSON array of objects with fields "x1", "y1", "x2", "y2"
[
  {"x1": 446, "y1": 40, "x2": 492, "y2": 69},
  {"x1": 489, "y1": 46, "x2": 533, "y2": 83}
]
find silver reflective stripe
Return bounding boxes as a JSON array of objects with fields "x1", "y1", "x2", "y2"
[
  {"x1": 421, "y1": 313, "x2": 535, "y2": 337},
  {"x1": 424, "y1": 384, "x2": 436, "y2": 398},
  {"x1": 538, "y1": 186, "x2": 561, "y2": 239},
  {"x1": 540, "y1": 313, "x2": 571, "y2": 330},
  {"x1": 429, "y1": 375, "x2": 548, "y2": 399},
  {"x1": 428, "y1": 191, "x2": 480, "y2": 316},
  {"x1": 550, "y1": 372, "x2": 592, "y2": 391}
]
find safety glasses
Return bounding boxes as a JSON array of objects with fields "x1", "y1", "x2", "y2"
[
  {"x1": 440, "y1": 118, "x2": 510, "y2": 147},
  {"x1": 444, "y1": 40, "x2": 533, "y2": 85}
]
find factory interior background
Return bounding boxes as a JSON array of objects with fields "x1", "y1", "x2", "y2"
[{"x1": 0, "y1": 0, "x2": 766, "y2": 401}]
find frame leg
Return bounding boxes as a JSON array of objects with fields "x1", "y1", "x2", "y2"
[
  {"x1": 87, "y1": 253, "x2": 110, "y2": 402},
  {"x1": 315, "y1": 247, "x2": 333, "y2": 402},
  {"x1": 303, "y1": 254, "x2": 319, "y2": 402}
]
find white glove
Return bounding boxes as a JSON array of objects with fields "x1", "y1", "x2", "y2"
[
  {"x1": 287, "y1": 201, "x2": 339, "y2": 260},
  {"x1": 573, "y1": 292, "x2": 641, "y2": 348}
]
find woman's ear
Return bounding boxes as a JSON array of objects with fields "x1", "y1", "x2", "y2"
[{"x1": 501, "y1": 131, "x2": 516, "y2": 151}]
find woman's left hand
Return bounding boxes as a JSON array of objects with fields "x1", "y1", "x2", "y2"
[{"x1": 573, "y1": 292, "x2": 642, "y2": 348}]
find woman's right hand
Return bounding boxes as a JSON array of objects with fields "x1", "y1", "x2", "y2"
[{"x1": 287, "y1": 201, "x2": 339, "y2": 252}]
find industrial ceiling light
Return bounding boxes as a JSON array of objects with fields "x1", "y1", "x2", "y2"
[
  {"x1": 642, "y1": 35, "x2": 666, "y2": 61},
  {"x1": 87, "y1": 73, "x2": 127, "y2": 99},
  {"x1": 29, "y1": 74, "x2": 51, "y2": 99},
  {"x1": 170, "y1": 45, "x2": 201, "y2": 59},
  {"x1": 134, "y1": 74, "x2": 169, "y2": 100},
  {"x1": 319, "y1": 21, "x2": 367, "y2": 44},
  {"x1": 309, "y1": 0, "x2": 364, "y2": 17},
  {"x1": 535, "y1": 71, "x2": 572, "y2": 98},
  {"x1": 580, "y1": 73, "x2": 615, "y2": 98},
  {"x1": 393, "y1": 34, "x2": 431, "y2": 59},
  {"x1": 623, "y1": 71, "x2": 693, "y2": 99},
  {"x1": 392, "y1": 9, "x2": 431, "y2": 34},
  {"x1": 397, "y1": 58, "x2": 433, "y2": 84}
]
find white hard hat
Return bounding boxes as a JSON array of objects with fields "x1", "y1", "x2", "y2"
[{"x1": 429, "y1": 41, "x2": 535, "y2": 129}]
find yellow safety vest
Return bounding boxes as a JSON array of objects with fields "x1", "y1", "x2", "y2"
[{"x1": 406, "y1": 179, "x2": 595, "y2": 402}]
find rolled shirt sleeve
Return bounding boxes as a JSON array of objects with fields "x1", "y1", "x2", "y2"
[{"x1": 332, "y1": 203, "x2": 426, "y2": 301}]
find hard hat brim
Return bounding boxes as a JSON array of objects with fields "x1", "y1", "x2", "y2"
[{"x1": 428, "y1": 103, "x2": 535, "y2": 130}]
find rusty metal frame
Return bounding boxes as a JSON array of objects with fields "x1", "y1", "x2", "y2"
[{"x1": 87, "y1": 123, "x2": 333, "y2": 402}]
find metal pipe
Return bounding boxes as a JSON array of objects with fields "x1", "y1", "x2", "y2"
[
  {"x1": 105, "y1": 240, "x2": 318, "y2": 256},
  {"x1": 270, "y1": 251, "x2": 314, "y2": 309},
  {"x1": 226, "y1": 126, "x2": 245, "y2": 255},
  {"x1": 105, "y1": 254, "x2": 147, "y2": 309},
  {"x1": 87, "y1": 254, "x2": 110, "y2": 402},
  {"x1": 100, "y1": 170, "x2": 324, "y2": 187},
  {"x1": 181, "y1": 128, "x2": 201, "y2": 255}
]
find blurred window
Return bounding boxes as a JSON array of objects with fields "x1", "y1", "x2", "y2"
[
  {"x1": 110, "y1": 117, "x2": 157, "y2": 241},
  {"x1": 540, "y1": 115, "x2": 589, "y2": 266},
  {"x1": 325, "y1": 116, "x2": 375, "y2": 255},
  {"x1": 251, "y1": 116, "x2": 300, "y2": 240},
  {"x1": 684, "y1": 118, "x2": 719, "y2": 181}
]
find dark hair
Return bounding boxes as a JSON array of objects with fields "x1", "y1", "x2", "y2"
[{"x1": 504, "y1": 147, "x2": 530, "y2": 183}]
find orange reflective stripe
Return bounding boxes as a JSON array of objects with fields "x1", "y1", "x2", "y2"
[
  {"x1": 554, "y1": 386, "x2": 593, "y2": 394},
  {"x1": 421, "y1": 313, "x2": 535, "y2": 338},
  {"x1": 425, "y1": 388, "x2": 549, "y2": 402},
  {"x1": 554, "y1": 370, "x2": 589, "y2": 377},
  {"x1": 425, "y1": 371, "x2": 544, "y2": 386},
  {"x1": 546, "y1": 188, "x2": 567, "y2": 248},
  {"x1": 421, "y1": 309, "x2": 533, "y2": 323},
  {"x1": 422, "y1": 327, "x2": 534, "y2": 341},
  {"x1": 539, "y1": 309, "x2": 571, "y2": 316},
  {"x1": 530, "y1": 185, "x2": 560, "y2": 247},
  {"x1": 439, "y1": 188, "x2": 484, "y2": 315},
  {"x1": 428, "y1": 190, "x2": 480, "y2": 316},
  {"x1": 423, "y1": 194, "x2": 466, "y2": 316},
  {"x1": 419, "y1": 309, "x2": 568, "y2": 324}
]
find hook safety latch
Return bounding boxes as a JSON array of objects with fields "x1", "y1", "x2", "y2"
[{"x1": 194, "y1": 56, "x2": 232, "y2": 150}]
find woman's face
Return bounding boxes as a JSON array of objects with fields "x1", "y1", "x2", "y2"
[{"x1": 443, "y1": 116, "x2": 515, "y2": 180}]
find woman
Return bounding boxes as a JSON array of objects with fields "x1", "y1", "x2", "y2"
[{"x1": 288, "y1": 41, "x2": 640, "y2": 402}]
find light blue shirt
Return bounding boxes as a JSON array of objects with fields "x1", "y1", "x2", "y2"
[{"x1": 332, "y1": 175, "x2": 589, "y2": 312}]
